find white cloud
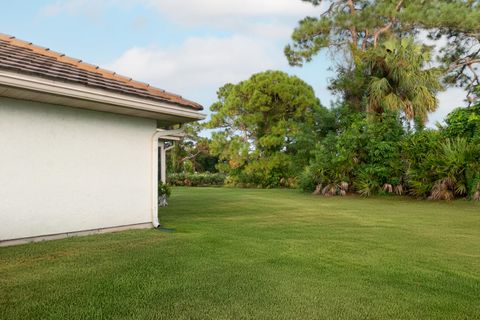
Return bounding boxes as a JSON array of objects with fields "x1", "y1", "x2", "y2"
[
  {"x1": 38, "y1": 0, "x2": 308, "y2": 49},
  {"x1": 244, "y1": 22, "x2": 294, "y2": 40},
  {"x1": 108, "y1": 35, "x2": 282, "y2": 96},
  {"x1": 145, "y1": 0, "x2": 314, "y2": 27},
  {"x1": 39, "y1": 0, "x2": 316, "y2": 27},
  {"x1": 39, "y1": 0, "x2": 105, "y2": 19}
]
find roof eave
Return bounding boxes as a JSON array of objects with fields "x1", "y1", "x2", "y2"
[{"x1": 0, "y1": 69, "x2": 206, "y2": 125}]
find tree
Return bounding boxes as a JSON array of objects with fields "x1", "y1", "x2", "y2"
[
  {"x1": 207, "y1": 70, "x2": 324, "y2": 187},
  {"x1": 443, "y1": 102, "x2": 480, "y2": 142},
  {"x1": 285, "y1": 0, "x2": 479, "y2": 108},
  {"x1": 301, "y1": 110, "x2": 406, "y2": 195},
  {"x1": 416, "y1": 1, "x2": 480, "y2": 102},
  {"x1": 285, "y1": 0, "x2": 408, "y2": 66},
  {"x1": 317, "y1": 36, "x2": 442, "y2": 123},
  {"x1": 363, "y1": 37, "x2": 442, "y2": 123},
  {"x1": 167, "y1": 122, "x2": 218, "y2": 174}
]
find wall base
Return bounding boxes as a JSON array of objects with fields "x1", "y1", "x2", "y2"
[{"x1": 0, "y1": 222, "x2": 153, "y2": 247}]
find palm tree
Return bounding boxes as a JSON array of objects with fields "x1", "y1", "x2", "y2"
[{"x1": 362, "y1": 37, "x2": 443, "y2": 123}]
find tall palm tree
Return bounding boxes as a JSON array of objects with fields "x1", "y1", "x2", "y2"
[{"x1": 362, "y1": 37, "x2": 443, "y2": 123}]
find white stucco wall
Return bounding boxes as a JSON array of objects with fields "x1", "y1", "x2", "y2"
[{"x1": 0, "y1": 97, "x2": 156, "y2": 240}]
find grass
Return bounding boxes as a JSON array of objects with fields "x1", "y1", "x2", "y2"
[{"x1": 1, "y1": 187, "x2": 479, "y2": 319}]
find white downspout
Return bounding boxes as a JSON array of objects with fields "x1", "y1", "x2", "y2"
[
  {"x1": 160, "y1": 141, "x2": 166, "y2": 185},
  {"x1": 151, "y1": 129, "x2": 179, "y2": 228},
  {"x1": 151, "y1": 130, "x2": 162, "y2": 228}
]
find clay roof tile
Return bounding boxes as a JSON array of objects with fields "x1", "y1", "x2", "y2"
[{"x1": 0, "y1": 33, "x2": 203, "y2": 110}]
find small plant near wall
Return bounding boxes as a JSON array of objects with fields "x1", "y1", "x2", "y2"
[{"x1": 158, "y1": 182, "x2": 172, "y2": 207}]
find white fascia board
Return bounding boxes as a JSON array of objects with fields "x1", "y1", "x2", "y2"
[
  {"x1": 156, "y1": 128, "x2": 185, "y2": 137},
  {"x1": 159, "y1": 135, "x2": 182, "y2": 141},
  {"x1": 156, "y1": 129, "x2": 185, "y2": 141},
  {"x1": 0, "y1": 70, "x2": 206, "y2": 121}
]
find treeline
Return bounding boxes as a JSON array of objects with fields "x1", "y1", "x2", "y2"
[
  {"x1": 300, "y1": 104, "x2": 480, "y2": 200},
  {"x1": 167, "y1": 0, "x2": 480, "y2": 200},
  {"x1": 168, "y1": 76, "x2": 480, "y2": 200}
]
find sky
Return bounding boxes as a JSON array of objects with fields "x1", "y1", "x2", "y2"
[{"x1": 0, "y1": 0, "x2": 468, "y2": 126}]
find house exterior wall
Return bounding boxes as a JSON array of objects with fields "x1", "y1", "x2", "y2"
[{"x1": 0, "y1": 97, "x2": 156, "y2": 241}]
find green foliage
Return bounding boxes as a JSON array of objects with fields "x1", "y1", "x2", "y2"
[
  {"x1": 286, "y1": 0, "x2": 479, "y2": 100},
  {"x1": 158, "y1": 181, "x2": 172, "y2": 198},
  {"x1": 398, "y1": 95, "x2": 480, "y2": 200},
  {"x1": 363, "y1": 37, "x2": 443, "y2": 123},
  {"x1": 298, "y1": 104, "x2": 479, "y2": 200},
  {"x1": 208, "y1": 70, "x2": 325, "y2": 188},
  {"x1": 404, "y1": 134, "x2": 480, "y2": 200},
  {"x1": 167, "y1": 122, "x2": 219, "y2": 174},
  {"x1": 190, "y1": 2, "x2": 480, "y2": 199},
  {"x1": 302, "y1": 111, "x2": 480, "y2": 200},
  {"x1": 168, "y1": 172, "x2": 226, "y2": 187},
  {"x1": 303, "y1": 112, "x2": 405, "y2": 196},
  {"x1": 419, "y1": 2, "x2": 480, "y2": 100},
  {"x1": 400, "y1": 129, "x2": 441, "y2": 198},
  {"x1": 226, "y1": 153, "x2": 297, "y2": 188},
  {"x1": 443, "y1": 99, "x2": 480, "y2": 142},
  {"x1": 285, "y1": 0, "x2": 479, "y2": 200},
  {"x1": 286, "y1": 0, "x2": 411, "y2": 67},
  {"x1": 329, "y1": 36, "x2": 443, "y2": 121}
]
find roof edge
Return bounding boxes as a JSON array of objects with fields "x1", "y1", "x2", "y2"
[
  {"x1": 0, "y1": 69, "x2": 206, "y2": 122},
  {"x1": 0, "y1": 33, "x2": 203, "y2": 111}
]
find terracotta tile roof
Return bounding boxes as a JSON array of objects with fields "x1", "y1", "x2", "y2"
[{"x1": 0, "y1": 34, "x2": 203, "y2": 110}]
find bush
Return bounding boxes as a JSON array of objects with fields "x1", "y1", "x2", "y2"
[
  {"x1": 168, "y1": 172, "x2": 226, "y2": 187},
  {"x1": 301, "y1": 112, "x2": 404, "y2": 196},
  {"x1": 403, "y1": 133, "x2": 480, "y2": 200},
  {"x1": 227, "y1": 153, "x2": 297, "y2": 188},
  {"x1": 298, "y1": 166, "x2": 318, "y2": 192},
  {"x1": 304, "y1": 120, "x2": 480, "y2": 201},
  {"x1": 158, "y1": 181, "x2": 172, "y2": 197},
  {"x1": 158, "y1": 181, "x2": 171, "y2": 207}
]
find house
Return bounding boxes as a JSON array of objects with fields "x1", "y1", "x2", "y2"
[{"x1": 0, "y1": 34, "x2": 205, "y2": 246}]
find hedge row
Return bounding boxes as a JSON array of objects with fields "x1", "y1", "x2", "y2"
[{"x1": 167, "y1": 172, "x2": 226, "y2": 186}]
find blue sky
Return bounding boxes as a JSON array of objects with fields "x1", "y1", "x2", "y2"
[{"x1": 1, "y1": 0, "x2": 466, "y2": 125}]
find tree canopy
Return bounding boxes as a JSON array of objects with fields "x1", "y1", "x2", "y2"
[
  {"x1": 207, "y1": 70, "x2": 325, "y2": 187},
  {"x1": 167, "y1": 123, "x2": 218, "y2": 174},
  {"x1": 443, "y1": 87, "x2": 480, "y2": 142},
  {"x1": 285, "y1": 0, "x2": 480, "y2": 103},
  {"x1": 363, "y1": 37, "x2": 442, "y2": 122}
]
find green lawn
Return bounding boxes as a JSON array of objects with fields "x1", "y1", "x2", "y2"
[{"x1": 1, "y1": 188, "x2": 479, "y2": 319}]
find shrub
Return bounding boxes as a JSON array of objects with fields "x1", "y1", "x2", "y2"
[
  {"x1": 158, "y1": 181, "x2": 171, "y2": 207},
  {"x1": 302, "y1": 112, "x2": 404, "y2": 196},
  {"x1": 298, "y1": 166, "x2": 318, "y2": 192},
  {"x1": 403, "y1": 133, "x2": 480, "y2": 200},
  {"x1": 168, "y1": 172, "x2": 226, "y2": 187},
  {"x1": 158, "y1": 181, "x2": 171, "y2": 197}
]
